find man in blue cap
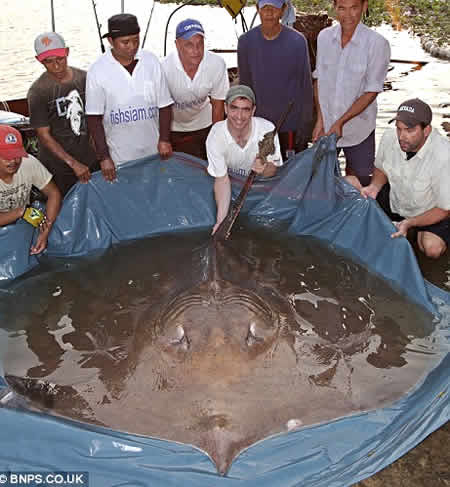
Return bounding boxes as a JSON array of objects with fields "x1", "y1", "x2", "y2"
[
  {"x1": 162, "y1": 19, "x2": 229, "y2": 160},
  {"x1": 238, "y1": 0, "x2": 313, "y2": 160}
]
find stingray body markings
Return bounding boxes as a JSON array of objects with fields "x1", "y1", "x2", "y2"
[{"x1": 2, "y1": 238, "x2": 436, "y2": 474}]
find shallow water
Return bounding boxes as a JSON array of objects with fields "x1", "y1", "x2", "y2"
[
  {"x1": 1, "y1": 1, "x2": 448, "y2": 292},
  {"x1": 0, "y1": 228, "x2": 445, "y2": 473}
]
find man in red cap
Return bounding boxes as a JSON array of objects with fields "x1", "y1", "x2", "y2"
[
  {"x1": 28, "y1": 32, "x2": 99, "y2": 196},
  {"x1": 0, "y1": 125, "x2": 61, "y2": 254}
]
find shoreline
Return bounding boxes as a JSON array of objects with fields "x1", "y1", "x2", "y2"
[{"x1": 420, "y1": 36, "x2": 450, "y2": 61}]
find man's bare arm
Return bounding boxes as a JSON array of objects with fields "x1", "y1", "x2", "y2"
[
  {"x1": 392, "y1": 208, "x2": 450, "y2": 238},
  {"x1": 326, "y1": 92, "x2": 378, "y2": 138},
  {"x1": 312, "y1": 80, "x2": 324, "y2": 142},
  {"x1": 29, "y1": 180, "x2": 62, "y2": 255},
  {"x1": 360, "y1": 168, "x2": 388, "y2": 199},
  {"x1": 35, "y1": 127, "x2": 91, "y2": 183},
  {"x1": 158, "y1": 105, "x2": 173, "y2": 159},
  {"x1": 212, "y1": 174, "x2": 231, "y2": 235},
  {"x1": 0, "y1": 207, "x2": 25, "y2": 227},
  {"x1": 211, "y1": 99, "x2": 225, "y2": 125}
]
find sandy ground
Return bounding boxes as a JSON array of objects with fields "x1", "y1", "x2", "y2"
[{"x1": 354, "y1": 421, "x2": 450, "y2": 486}]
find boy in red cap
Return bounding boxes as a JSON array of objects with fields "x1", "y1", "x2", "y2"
[{"x1": 0, "y1": 125, "x2": 61, "y2": 254}]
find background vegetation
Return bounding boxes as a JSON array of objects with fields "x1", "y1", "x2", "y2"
[
  {"x1": 292, "y1": 0, "x2": 449, "y2": 46},
  {"x1": 166, "y1": 0, "x2": 449, "y2": 47}
]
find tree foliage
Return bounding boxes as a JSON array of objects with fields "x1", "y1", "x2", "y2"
[
  {"x1": 163, "y1": 0, "x2": 449, "y2": 47},
  {"x1": 291, "y1": 0, "x2": 449, "y2": 46}
]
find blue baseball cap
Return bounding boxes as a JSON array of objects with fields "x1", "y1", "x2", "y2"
[
  {"x1": 257, "y1": 0, "x2": 285, "y2": 7},
  {"x1": 175, "y1": 19, "x2": 205, "y2": 40}
]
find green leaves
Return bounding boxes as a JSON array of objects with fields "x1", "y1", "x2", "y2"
[{"x1": 291, "y1": 0, "x2": 449, "y2": 47}]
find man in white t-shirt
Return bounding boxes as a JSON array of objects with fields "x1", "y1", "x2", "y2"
[
  {"x1": 0, "y1": 125, "x2": 61, "y2": 254},
  {"x1": 162, "y1": 19, "x2": 229, "y2": 160},
  {"x1": 206, "y1": 85, "x2": 282, "y2": 234},
  {"x1": 86, "y1": 14, "x2": 174, "y2": 181},
  {"x1": 353, "y1": 98, "x2": 450, "y2": 258}
]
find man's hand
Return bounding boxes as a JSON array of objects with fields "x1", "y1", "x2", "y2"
[
  {"x1": 344, "y1": 175, "x2": 363, "y2": 191},
  {"x1": 72, "y1": 161, "x2": 91, "y2": 183},
  {"x1": 158, "y1": 140, "x2": 172, "y2": 160},
  {"x1": 211, "y1": 220, "x2": 222, "y2": 235},
  {"x1": 391, "y1": 219, "x2": 411, "y2": 239},
  {"x1": 312, "y1": 118, "x2": 325, "y2": 143},
  {"x1": 100, "y1": 157, "x2": 116, "y2": 182},
  {"x1": 30, "y1": 229, "x2": 49, "y2": 255},
  {"x1": 360, "y1": 184, "x2": 381, "y2": 200},
  {"x1": 251, "y1": 156, "x2": 266, "y2": 175},
  {"x1": 326, "y1": 120, "x2": 344, "y2": 139}
]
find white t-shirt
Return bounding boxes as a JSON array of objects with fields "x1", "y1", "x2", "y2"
[
  {"x1": 375, "y1": 128, "x2": 450, "y2": 218},
  {"x1": 0, "y1": 155, "x2": 52, "y2": 211},
  {"x1": 206, "y1": 117, "x2": 282, "y2": 178},
  {"x1": 162, "y1": 50, "x2": 229, "y2": 132},
  {"x1": 313, "y1": 23, "x2": 390, "y2": 147},
  {"x1": 86, "y1": 48, "x2": 173, "y2": 165}
]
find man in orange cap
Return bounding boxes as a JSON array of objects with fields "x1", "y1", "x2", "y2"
[{"x1": 0, "y1": 125, "x2": 61, "y2": 254}]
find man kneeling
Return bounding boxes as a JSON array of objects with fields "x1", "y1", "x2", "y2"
[
  {"x1": 206, "y1": 85, "x2": 282, "y2": 234},
  {"x1": 351, "y1": 98, "x2": 449, "y2": 258},
  {"x1": 0, "y1": 125, "x2": 61, "y2": 255}
]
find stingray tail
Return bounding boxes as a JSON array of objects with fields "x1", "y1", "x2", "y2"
[{"x1": 4, "y1": 375, "x2": 60, "y2": 409}]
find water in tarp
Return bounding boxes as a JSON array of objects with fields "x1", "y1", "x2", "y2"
[{"x1": 0, "y1": 227, "x2": 444, "y2": 474}]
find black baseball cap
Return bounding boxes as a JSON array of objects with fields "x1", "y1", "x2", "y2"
[
  {"x1": 102, "y1": 14, "x2": 140, "y2": 39},
  {"x1": 389, "y1": 98, "x2": 432, "y2": 128}
]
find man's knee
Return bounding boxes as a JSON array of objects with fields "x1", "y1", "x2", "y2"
[{"x1": 419, "y1": 232, "x2": 447, "y2": 259}]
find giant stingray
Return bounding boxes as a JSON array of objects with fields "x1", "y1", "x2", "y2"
[{"x1": 1, "y1": 231, "x2": 439, "y2": 474}]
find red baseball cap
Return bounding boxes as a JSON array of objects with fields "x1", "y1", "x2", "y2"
[
  {"x1": 34, "y1": 32, "x2": 67, "y2": 62},
  {"x1": 0, "y1": 125, "x2": 27, "y2": 160}
]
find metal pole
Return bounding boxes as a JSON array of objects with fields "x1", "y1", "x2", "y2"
[
  {"x1": 121, "y1": 0, "x2": 125, "y2": 13},
  {"x1": 142, "y1": 0, "x2": 156, "y2": 48},
  {"x1": 50, "y1": 0, "x2": 55, "y2": 31}
]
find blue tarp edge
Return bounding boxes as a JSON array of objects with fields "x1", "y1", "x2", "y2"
[{"x1": 0, "y1": 136, "x2": 448, "y2": 486}]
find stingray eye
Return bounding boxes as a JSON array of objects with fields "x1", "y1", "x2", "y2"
[
  {"x1": 170, "y1": 324, "x2": 190, "y2": 350},
  {"x1": 246, "y1": 322, "x2": 264, "y2": 347}
]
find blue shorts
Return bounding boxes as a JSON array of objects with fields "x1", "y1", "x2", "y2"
[{"x1": 339, "y1": 131, "x2": 375, "y2": 186}]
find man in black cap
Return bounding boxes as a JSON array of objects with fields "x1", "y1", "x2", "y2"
[
  {"x1": 355, "y1": 98, "x2": 450, "y2": 258},
  {"x1": 86, "y1": 14, "x2": 173, "y2": 181}
]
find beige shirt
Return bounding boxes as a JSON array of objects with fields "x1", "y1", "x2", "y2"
[
  {"x1": 0, "y1": 155, "x2": 52, "y2": 212},
  {"x1": 375, "y1": 128, "x2": 450, "y2": 218}
]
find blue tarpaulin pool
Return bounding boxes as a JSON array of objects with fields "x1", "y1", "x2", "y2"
[{"x1": 0, "y1": 135, "x2": 448, "y2": 486}]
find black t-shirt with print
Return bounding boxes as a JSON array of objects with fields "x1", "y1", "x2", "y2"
[{"x1": 27, "y1": 67, "x2": 97, "y2": 190}]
